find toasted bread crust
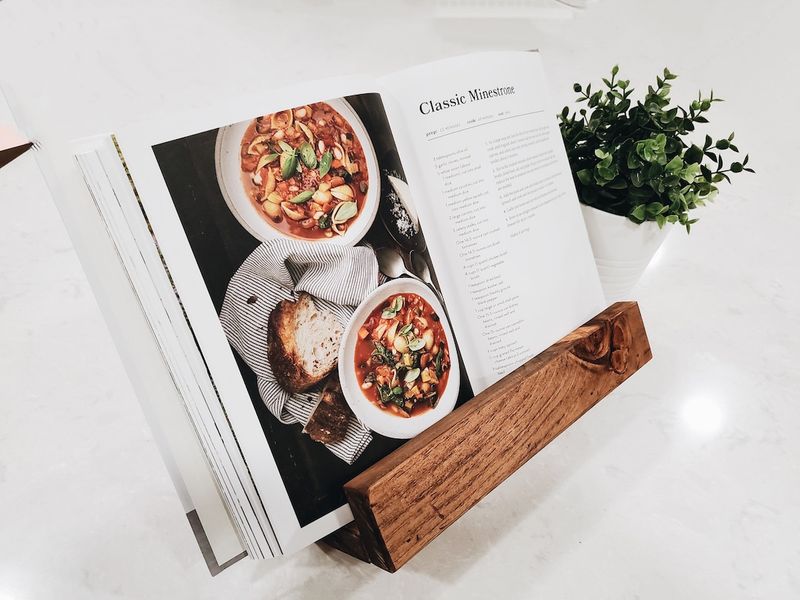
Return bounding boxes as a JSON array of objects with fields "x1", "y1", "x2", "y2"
[{"x1": 305, "y1": 376, "x2": 350, "y2": 444}]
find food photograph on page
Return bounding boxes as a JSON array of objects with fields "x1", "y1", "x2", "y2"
[{"x1": 151, "y1": 94, "x2": 472, "y2": 527}]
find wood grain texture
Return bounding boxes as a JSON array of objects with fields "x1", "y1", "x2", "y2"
[{"x1": 339, "y1": 301, "x2": 651, "y2": 572}]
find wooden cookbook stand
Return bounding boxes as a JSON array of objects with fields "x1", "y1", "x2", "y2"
[{"x1": 320, "y1": 301, "x2": 651, "y2": 572}]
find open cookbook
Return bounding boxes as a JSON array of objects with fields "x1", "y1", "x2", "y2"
[{"x1": 70, "y1": 51, "x2": 605, "y2": 572}]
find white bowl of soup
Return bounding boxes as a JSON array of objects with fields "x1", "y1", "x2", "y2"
[
  {"x1": 215, "y1": 98, "x2": 379, "y2": 245},
  {"x1": 338, "y1": 278, "x2": 460, "y2": 439}
]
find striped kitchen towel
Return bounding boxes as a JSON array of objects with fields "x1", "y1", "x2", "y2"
[{"x1": 219, "y1": 239, "x2": 380, "y2": 464}]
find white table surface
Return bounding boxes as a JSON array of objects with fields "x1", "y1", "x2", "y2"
[{"x1": 1, "y1": 1, "x2": 798, "y2": 598}]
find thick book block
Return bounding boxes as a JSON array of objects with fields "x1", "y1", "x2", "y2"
[{"x1": 324, "y1": 301, "x2": 651, "y2": 572}]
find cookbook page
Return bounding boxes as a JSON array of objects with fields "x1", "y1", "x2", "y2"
[
  {"x1": 379, "y1": 51, "x2": 606, "y2": 393},
  {"x1": 112, "y1": 76, "x2": 472, "y2": 553}
]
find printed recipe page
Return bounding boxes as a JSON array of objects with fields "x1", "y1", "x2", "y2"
[{"x1": 381, "y1": 51, "x2": 605, "y2": 393}]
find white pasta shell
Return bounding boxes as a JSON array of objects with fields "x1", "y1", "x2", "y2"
[
  {"x1": 330, "y1": 185, "x2": 354, "y2": 201},
  {"x1": 270, "y1": 110, "x2": 293, "y2": 130},
  {"x1": 247, "y1": 134, "x2": 271, "y2": 155},
  {"x1": 280, "y1": 202, "x2": 305, "y2": 221},
  {"x1": 298, "y1": 121, "x2": 314, "y2": 144}
]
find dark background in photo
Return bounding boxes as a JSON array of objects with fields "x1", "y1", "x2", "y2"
[{"x1": 151, "y1": 93, "x2": 474, "y2": 527}]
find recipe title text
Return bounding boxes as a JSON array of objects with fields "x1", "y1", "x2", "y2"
[{"x1": 419, "y1": 86, "x2": 516, "y2": 115}]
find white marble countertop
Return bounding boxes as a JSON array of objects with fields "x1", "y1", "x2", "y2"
[{"x1": 1, "y1": 1, "x2": 798, "y2": 598}]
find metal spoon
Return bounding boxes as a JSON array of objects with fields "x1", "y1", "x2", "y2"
[
  {"x1": 376, "y1": 246, "x2": 447, "y2": 307},
  {"x1": 376, "y1": 246, "x2": 418, "y2": 280},
  {"x1": 409, "y1": 249, "x2": 433, "y2": 286}
]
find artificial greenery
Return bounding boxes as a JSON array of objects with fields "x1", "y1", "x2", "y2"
[{"x1": 559, "y1": 66, "x2": 754, "y2": 232}]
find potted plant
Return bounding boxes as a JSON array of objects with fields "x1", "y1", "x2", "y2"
[{"x1": 559, "y1": 66, "x2": 753, "y2": 300}]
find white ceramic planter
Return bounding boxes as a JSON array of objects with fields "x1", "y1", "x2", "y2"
[{"x1": 580, "y1": 204, "x2": 671, "y2": 302}]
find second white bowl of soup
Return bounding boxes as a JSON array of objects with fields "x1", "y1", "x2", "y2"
[{"x1": 339, "y1": 278, "x2": 460, "y2": 439}]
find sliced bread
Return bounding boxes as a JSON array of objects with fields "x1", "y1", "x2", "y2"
[
  {"x1": 304, "y1": 376, "x2": 350, "y2": 444},
  {"x1": 267, "y1": 292, "x2": 343, "y2": 393}
]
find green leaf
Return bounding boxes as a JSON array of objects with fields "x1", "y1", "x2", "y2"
[
  {"x1": 630, "y1": 204, "x2": 646, "y2": 221},
  {"x1": 289, "y1": 190, "x2": 314, "y2": 204},
  {"x1": 297, "y1": 142, "x2": 317, "y2": 168},
  {"x1": 576, "y1": 169, "x2": 593, "y2": 185},
  {"x1": 608, "y1": 178, "x2": 628, "y2": 190},
  {"x1": 636, "y1": 140, "x2": 655, "y2": 162},
  {"x1": 627, "y1": 152, "x2": 643, "y2": 169},
  {"x1": 684, "y1": 144, "x2": 703, "y2": 164},
  {"x1": 280, "y1": 151, "x2": 298, "y2": 180},
  {"x1": 681, "y1": 163, "x2": 701, "y2": 183},
  {"x1": 318, "y1": 151, "x2": 333, "y2": 178},
  {"x1": 665, "y1": 155, "x2": 683, "y2": 174},
  {"x1": 596, "y1": 163, "x2": 618, "y2": 182}
]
